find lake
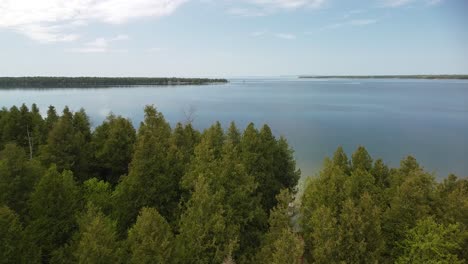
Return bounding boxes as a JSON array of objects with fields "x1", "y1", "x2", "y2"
[{"x1": 1, "y1": 78, "x2": 467, "y2": 179}]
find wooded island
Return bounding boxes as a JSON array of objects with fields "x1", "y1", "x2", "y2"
[{"x1": 0, "y1": 77, "x2": 228, "y2": 88}]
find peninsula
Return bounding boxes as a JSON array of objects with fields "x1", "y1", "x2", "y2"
[{"x1": 0, "y1": 77, "x2": 228, "y2": 88}]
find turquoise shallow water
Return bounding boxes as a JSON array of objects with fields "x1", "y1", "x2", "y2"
[{"x1": 1, "y1": 78, "x2": 467, "y2": 179}]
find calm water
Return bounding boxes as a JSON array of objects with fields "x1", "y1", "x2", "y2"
[{"x1": 1, "y1": 78, "x2": 467, "y2": 179}]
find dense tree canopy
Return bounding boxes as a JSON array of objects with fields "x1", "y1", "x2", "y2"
[{"x1": 0, "y1": 104, "x2": 466, "y2": 264}]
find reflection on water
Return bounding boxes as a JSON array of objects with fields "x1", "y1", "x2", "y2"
[{"x1": 1, "y1": 78, "x2": 467, "y2": 178}]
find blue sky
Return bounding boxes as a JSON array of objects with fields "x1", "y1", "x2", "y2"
[{"x1": 0, "y1": 0, "x2": 467, "y2": 77}]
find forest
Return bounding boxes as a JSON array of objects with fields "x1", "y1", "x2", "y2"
[
  {"x1": 0, "y1": 77, "x2": 228, "y2": 88},
  {"x1": 298, "y1": 75, "x2": 468, "y2": 80},
  {"x1": 0, "y1": 104, "x2": 466, "y2": 264}
]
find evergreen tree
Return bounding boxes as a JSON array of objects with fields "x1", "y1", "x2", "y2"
[
  {"x1": 226, "y1": 121, "x2": 241, "y2": 146},
  {"x1": 257, "y1": 189, "x2": 303, "y2": 264},
  {"x1": 0, "y1": 106, "x2": 21, "y2": 146},
  {"x1": 0, "y1": 206, "x2": 31, "y2": 264},
  {"x1": 181, "y1": 121, "x2": 224, "y2": 191},
  {"x1": 127, "y1": 207, "x2": 174, "y2": 264},
  {"x1": 45, "y1": 105, "x2": 59, "y2": 132},
  {"x1": 396, "y1": 217, "x2": 464, "y2": 264},
  {"x1": 27, "y1": 166, "x2": 81, "y2": 262},
  {"x1": 382, "y1": 160, "x2": 437, "y2": 260},
  {"x1": 306, "y1": 205, "x2": 340, "y2": 264},
  {"x1": 41, "y1": 106, "x2": 92, "y2": 181},
  {"x1": 91, "y1": 114, "x2": 136, "y2": 184},
  {"x1": 351, "y1": 146, "x2": 373, "y2": 172},
  {"x1": 0, "y1": 143, "x2": 44, "y2": 216},
  {"x1": 332, "y1": 145, "x2": 350, "y2": 175},
  {"x1": 372, "y1": 158, "x2": 391, "y2": 189},
  {"x1": 82, "y1": 178, "x2": 113, "y2": 215},
  {"x1": 338, "y1": 194, "x2": 384, "y2": 263},
  {"x1": 73, "y1": 204, "x2": 122, "y2": 264},
  {"x1": 175, "y1": 176, "x2": 237, "y2": 264},
  {"x1": 113, "y1": 105, "x2": 175, "y2": 233}
]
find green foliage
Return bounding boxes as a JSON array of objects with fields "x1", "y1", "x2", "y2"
[
  {"x1": 40, "y1": 107, "x2": 92, "y2": 181},
  {"x1": 175, "y1": 176, "x2": 238, "y2": 264},
  {"x1": 396, "y1": 217, "x2": 465, "y2": 264},
  {"x1": 127, "y1": 207, "x2": 174, "y2": 264},
  {"x1": 113, "y1": 105, "x2": 176, "y2": 233},
  {"x1": 0, "y1": 206, "x2": 34, "y2": 264},
  {"x1": 91, "y1": 114, "x2": 136, "y2": 184},
  {"x1": 257, "y1": 189, "x2": 303, "y2": 264},
  {"x1": 27, "y1": 165, "x2": 81, "y2": 262},
  {"x1": 351, "y1": 145, "x2": 373, "y2": 172},
  {"x1": 0, "y1": 143, "x2": 44, "y2": 216},
  {"x1": 82, "y1": 178, "x2": 113, "y2": 215},
  {"x1": 300, "y1": 146, "x2": 462, "y2": 264},
  {"x1": 73, "y1": 204, "x2": 122, "y2": 264}
]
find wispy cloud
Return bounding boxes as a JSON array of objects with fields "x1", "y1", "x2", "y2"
[
  {"x1": 0, "y1": 0, "x2": 187, "y2": 42},
  {"x1": 274, "y1": 33, "x2": 296, "y2": 40},
  {"x1": 382, "y1": 0, "x2": 443, "y2": 7},
  {"x1": 230, "y1": 0, "x2": 326, "y2": 17},
  {"x1": 247, "y1": 0, "x2": 326, "y2": 10},
  {"x1": 68, "y1": 34, "x2": 129, "y2": 53}
]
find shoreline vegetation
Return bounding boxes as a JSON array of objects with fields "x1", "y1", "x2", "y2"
[
  {"x1": 298, "y1": 74, "x2": 468, "y2": 79},
  {"x1": 0, "y1": 77, "x2": 228, "y2": 88},
  {"x1": 0, "y1": 104, "x2": 466, "y2": 263}
]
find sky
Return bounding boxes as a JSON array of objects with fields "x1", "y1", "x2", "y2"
[{"x1": 0, "y1": 0, "x2": 467, "y2": 77}]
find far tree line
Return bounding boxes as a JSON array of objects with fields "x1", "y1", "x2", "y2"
[
  {"x1": 0, "y1": 77, "x2": 228, "y2": 88},
  {"x1": 0, "y1": 104, "x2": 466, "y2": 263}
]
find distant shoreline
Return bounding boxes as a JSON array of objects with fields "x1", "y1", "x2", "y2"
[
  {"x1": 0, "y1": 77, "x2": 228, "y2": 88},
  {"x1": 298, "y1": 75, "x2": 468, "y2": 80}
]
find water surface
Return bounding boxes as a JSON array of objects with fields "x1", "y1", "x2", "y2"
[{"x1": 1, "y1": 78, "x2": 467, "y2": 179}]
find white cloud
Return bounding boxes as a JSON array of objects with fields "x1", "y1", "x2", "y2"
[
  {"x1": 68, "y1": 34, "x2": 129, "y2": 53},
  {"x1": 229, "y1": 0, "x2": 326, "y2": 17},
  {"x1": 0, "y1": 0, "x2": 187, "y2": 42},
  {"x1": 274, "y1": 33, "x2": 296, "y2": 40},
  {"x1": 382, "y1": 0, "x2": 443, "y2": 7},
  {"x1": 247, "y1": 0, "x2": 325, "y2": 9}
]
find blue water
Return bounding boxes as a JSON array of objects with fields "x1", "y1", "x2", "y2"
[{"x1": 1, "y1": 78, "x2": 467, "y2": 179}]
